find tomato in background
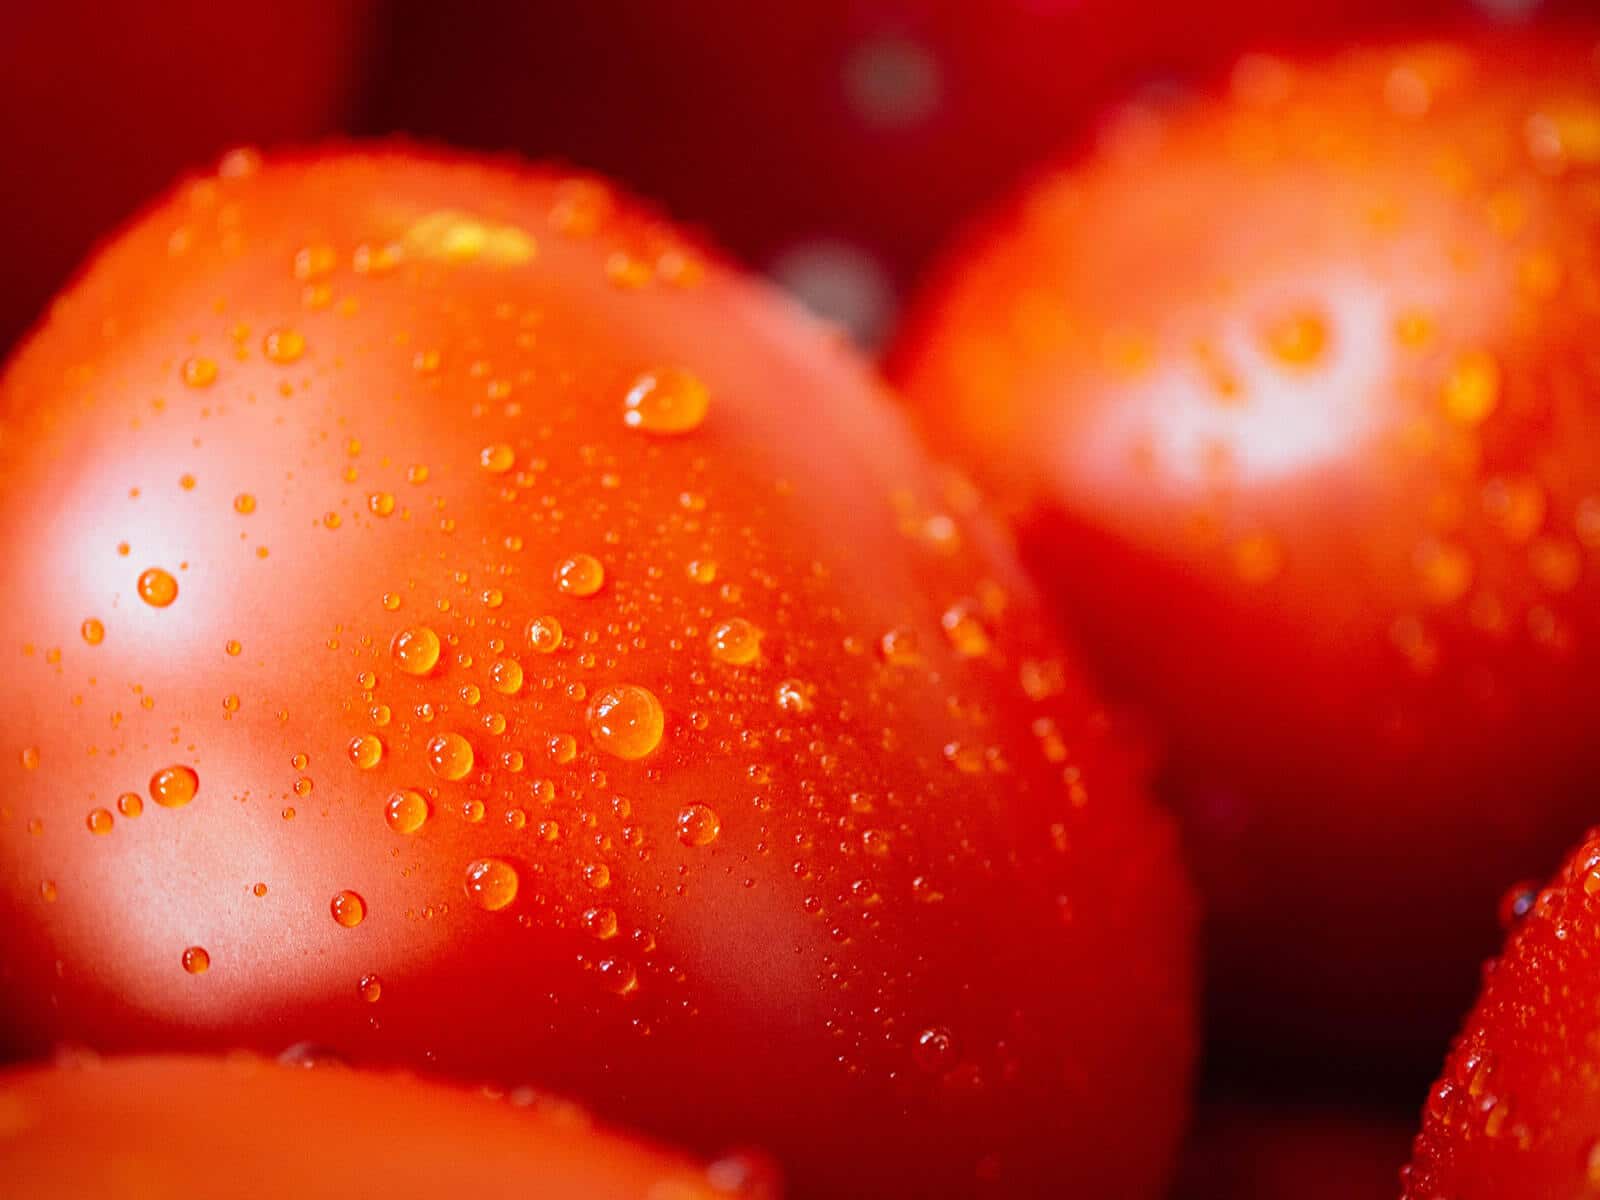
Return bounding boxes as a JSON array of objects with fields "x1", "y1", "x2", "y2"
[
  {"x1": 0, "y1": 1055, "x2": 747, "y2": 1199},
  {"x1": 0, "y1": 1, "x2": 373, "y2": 355},
  {"x1": 363, "y1": 0, "x2": 1575, "y2": 347},
  {"x1": 1174, "y1": 1101, "x2": 1413, "y2": 1200},
  {"x1": 1405, "y1": 831, "x2": 1600, "y2": 1197},
  {"x1": 0, "y1": 149, "x2": 1195, "y2": 1198},
  {"x1": 892, "y1": 31, "x2": 1600, "y2": 1077}
]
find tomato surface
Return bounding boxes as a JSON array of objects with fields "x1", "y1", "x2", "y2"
[
  {"x1": 1405, "y1": 831, "x2": 1600, "y2": 1197},
  {"x1": 0, "y1": 1, "x2": 372, "y2": 355},
  {"x1": 0, "y1": 1054, "x2": 739, "y2": 1199},
  {"x1": 362, "y1": 0, "x2": 1575, "y2": 346},
  {"x1": 892, "y1": 32, "x2": 1600, "y2": 1071},
  {"x1": 0, "y1": 148, "x2": 1195, "y2": 1198},
  {"x1": 1174, "y1": 1101, "x2": 1412, "y2": 1199}
]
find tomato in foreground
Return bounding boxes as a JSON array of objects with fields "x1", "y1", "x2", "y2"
[
  {"x1": 0, "y1": 148, "x2": 1195, "y2": 1198},
  {"x1": 1405, "y1": 831, "x2": 1600, "y2": 1196},
  {"x1": 0, "y1": 1054, "x2": 738, "y2": 1199},
  {"x1": 893, "y1": 31, "x2": 1600, "y2": 1071}
]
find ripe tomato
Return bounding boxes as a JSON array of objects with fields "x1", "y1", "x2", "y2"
[
  {"x1": 0, "y1": 1054, "x2": 739, "y2": 1199},
  {"x1": 1175, "y1": 1101, "x2": 1412, "y2": 1199},
  {"x1": 892, "y1": 32, "x2": 1600, "y2": 1070},
  {"x1": 0, "y1": 1, "x2": 372, "y2": 354},
  {"x1": 0, "y1": 149, "x2": 1195, "y2": 1198},
  {"x1": 1405, "y1": 832, "x2": 1600, "y2": 1196},
  {"x1": 363, "y1": 0, "x2": 1567, "y2": 346}
]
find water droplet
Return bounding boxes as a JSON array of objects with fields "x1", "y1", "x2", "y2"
[
  {"x1": 490, "y1": 658, "x2": 524, "y2": 694},
  {"x1": 623, "y1": 368, "x2": 711, "y2": 435},
  {"x1": 676, "y1": 803, "x2": 721, "y2": 847},
  {"x1": 555, "y1": 553, "x2": 605, "y2": 597},
  {"x1": 181, "y1": 357, "x2": 218, "y2": 388},
  {"x1": 583, "y1": 906, "x2": 619, "y2": 939},
  {"x1": 1262, "y1": 311, "x2": 1328, "y2": 366},
  {"x1": 39, "y1": 880, "x2": 57, "y2": 903},
  {"x1": 368, "y1": 492, "x2": 395, "y2": 517},
  {"x1": 427, "y1": 733, "x2": 475, "y2": 780},
  {"x1": 86, "y1": 808, "x2": 113, "y2": 835},
  {"x1": 182, "y1": 946, "x2": 210, "y2": 975},
  {"x1": 598, "y1": 957, "x2": 638, "y2": 995},
  {"x1": 587, "y1": 685, "x2": 665, "y2": 760},
  {"x1": 225, "y1": 639, "x2": 242, "y2": 656},
  {"x1": 81, "y1": 618, "x2": 105, "y2": 645},
  {"x1": 384, "y1": 789, "x2": 429, "y2": 834},
  {"x1": 263, "y1": 328, "x2": 306, "y2": 364},
  {"x1": 478, "y1": 443, "x2": 516, "y2": 475},
  {"x1": 708, "y1": 617, "x2": 762, "y2": 665},
  {"x1": 117, "y1": 792, "x2": 142, "y2": 818},
  {"x1": 391, "y1": 626, "x2": 442, "y2": 675},
  {"x1": 774, "y1": 679, "x2": 814, "y2": 714},
  {"x1": 940, "y1": 602, "x2": 991, "y2": 657},
  {"x1": 878, "y1": 626, "x2": 921, "y2": 666},
  {"x1": 138, "y1": 568, "x2": 179, "y2": 608},
  {"x1": 914, "y1": 1026, "x2": 960, "y2": 1073},
  {"x1": 1442, "y1": 350, "x2": 1501, "y2": 425},
  {"x1": 527, "y1": 615, "x2": 564, "y2": 654},
  {"x1": 253, "y1": 882, "x2": 268, "y2": 897},
  {"x1": 331, "y1": 890, "x2": 367, "y2": 928},
  {"x1": 150, "y1": 764, "x2": 199, "y2": 808},
  {"x1": 358, "y1": 974, "x2": 382, "y2": 1003},
  {"x1": 19, "y1": 747, "x2": 39, "y2": 770},
  {"x1": 465, "y1": 858, "x2": 519, "y2": 911},
  {"x1": 347, "y1": 734, "x2": 384, "y2": 770}
]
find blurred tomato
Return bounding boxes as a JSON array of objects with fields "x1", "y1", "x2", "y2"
[
  {"x1": 1175, "y1": 1101, "x2": 1412, "y2": 1199},
  {"x1": 1407, "y1": 831, "x2": 1600, "y2": 1196},
  {"x1": 0, "y1": 1055, "x2": 739, "y2": 1199},
  {"x1": 0, "y1": 1, "x2": 372, "y2": 354},
  {"x1": 893, "y1": 31, "x2": 1600, "y2": 1073},
  {"x1": 363, "y1": 0, "x2": 1573, "y2": 346},
  {"x1": 0, "y1": 149, "x2": 1195, "y2": 1198}
]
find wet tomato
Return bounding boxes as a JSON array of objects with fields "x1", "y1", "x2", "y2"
[
  {"x1": 0, "y1": 1054, "x2": 738, "y2": 1199},
  {"x1": 0, "y1": 1, "x2": 372, "y2": 355},
  {"x1": 1406, "y1": 831, "x2": 1600, "y2": 1196},
  {"x1": 0, "y1": 148, "x2": 1195, "y2": 1198},
  {"x1": 892, "y1": 32, "x2": 1600, "y2": 1071}
]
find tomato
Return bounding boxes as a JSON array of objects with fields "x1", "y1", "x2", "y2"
[
  {"x1": 0, "y1": 1054, "x2": 743, "y2": 1199},
  {"x1": 892, "y1": 32, "x2": 1600, "y2": 1071},
  {"x1": 1404, "y1": 830, "x2": 1600, "y2": 1196},
  {"x1": 1175, "y1": 1101, "x2": 1412, "y2": 1199},
  {"x1": 362, "y1": 0, "x2": 1570, "y2": 346},
  {"x1": 0, "y1": 1, "x2": 372, "y2": 354},
  {"x1": 0, "y1": 149, "x2": 1195, "y2": 1198}
]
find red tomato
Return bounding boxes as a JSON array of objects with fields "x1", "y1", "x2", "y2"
[
  {"x1": 1405, "y1": 830, "x2": 1600, "y2": 1196},
  {"x1": 0, "y1": 149, "x2": 1195, "y2": 1198},
  {"x1": 1175, "y1": 1102, "x2": 1412, "y2": 1199},
  {"x1": 0, "y1": 1, "x2": 372, "y2": 354},
  {"x1": 0, "y1": 1054, "x2": 740, "y2": 1199},
  {"x1": 892, "y1": 32, "x2": 1600, "y2": 1070},
  {"x1": 363, "y1": 0, "x2": 1572, "y2": 346}
]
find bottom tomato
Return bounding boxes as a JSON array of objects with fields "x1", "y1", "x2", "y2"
[{"x1": 0, "y1": 1054, "x2": 754, "y2": 1199}]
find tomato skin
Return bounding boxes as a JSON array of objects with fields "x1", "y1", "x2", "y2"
[
  {"x1": 0, "y1": 1, "x2": 373, "y2": 355},
  {"x1": 892, "y1": 32, "x2": 1600, "y2": 1070},
  {"x1": 1405, "y1": 830, "x2": 1600, "y2": 1197},
  {"x1": 0, "y1": 149, "x2": 1194, "y2": 1198},
  {"x1": 363, "y1": 1, "x2": 1577, "y2": 345},
  {"x1": 0, "y1": 1054, "x2": 732, "y2": 1199}
]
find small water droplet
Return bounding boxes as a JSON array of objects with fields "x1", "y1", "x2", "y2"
[
  {"x1": 263, "y1": 328, "x2": 306, "y2": 364},
  {"x1": 331, "y1": 890, "x2": 367, "y2": 928},
  {"x1": 347, "y1": 734, "x2": 384, "y2": 770},
  {"x1": 81, "y1": 618, "x2": 105, "y2": 645},
  {"x1": 182, "y1": 946, "x2": 210, "y2": 974},
  {"x1": 86, "y1": 808, "x2": 113, "y2": 835},
  {"x1": 138, "y1": 568, "x2": 179, "y2": 608},
  {"x1": 708, "y1": 617, "x2": 762, "y2": 665},
  {"x1": 555, "y1": 553, "x2": 605, "y2": 597},
  {"x1": 150, "y1": 764, "x2": 199, "y2": 808},
  {"x1": 676, "y1": 803, "x2": 722, "y2": 847},
  {"x1": 391, "y1": 626, "x2": 442, "y2": 675},
  {"x1": 587, "y1": 685, "x2": 665, "y2": 760},
  {"x1": 427, "y1": 733, "x2": 475, "y2": 780},
  {"x1": 465, "y1": 858, "x2": 519, "y2": 911},
  {"x1": 182, "y1": 357, "x2": 219, "y2": 388},
  {"x1": 623, "y1": 368, "x2": 711, "y2": 435}
]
